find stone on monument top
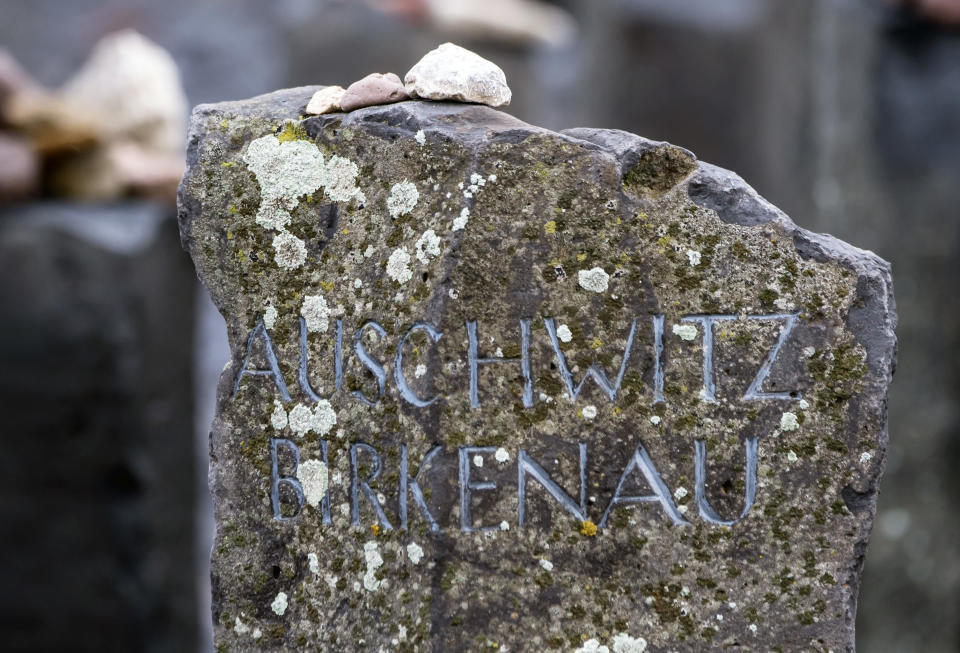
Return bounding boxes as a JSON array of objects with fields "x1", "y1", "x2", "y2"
[
  {"x1": 340, "y1": 73, "x2": 408, "y2": 112},
  {"x1": 179, "y1": 86, "x2": 895, "y2": 652},
  {"x1": 305, "y1": 85, "x2": 345, "y2": 116},
  {"x1": 404, "y1": 42, "x2": 512, "y2": 107}
]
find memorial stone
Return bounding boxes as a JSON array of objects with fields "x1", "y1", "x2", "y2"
[{"x1": 178, "y1": 86, "x2": 896, "y2": 652}]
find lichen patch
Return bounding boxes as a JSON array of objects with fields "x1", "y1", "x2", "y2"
[
  {"x1": 386, "y1": 247, "x2": 413, "y2": 284},
  {"x1": 243, "y1": 135, "x2": 326, "y2": 231},
  {"x1": 387, "y1": 180, "x2": 419, "y2": 218},
  {"x1": 263, "y1": 304, "x2": 278, "y2": 330},
  {"x1": 780, "y1": 411, "x2": 800, "y2": 432},
  {"x1": 296, "y1": 459, "x2": 329, "y2": 507},
  {"x1": 270, "y1": 591, "x2": 288, "y2": 616},
  {"x1": 672, "y1": 323, "x2": 698, "y2": 341},
  {"x1": 270, "y1": 400, "x2": 287, "y2": 430},
  {"x1": 301, "y1": 294, "x2": 331, "y2": 333},
  {"x1": 271, "y1": 230, "x2": 307, "y2": 270},
  {"x1": 414, "y1": 228, "x2": 441, "y2": 264},
  {"x1": 406, "y1": 542, "x2": 424, "y2": 564},
  {"x1": 578, "y1": 266, "x2": 610, "y2": 293},
  {"x1": 287, "y1": 400, "x2": 337, "y2": 436},
  {"x1": 362, "y1": 541, "x2": 384, "y2": 591},
  {"x1": 452, "y1": 207, "x2": 469, "y2": 231}
]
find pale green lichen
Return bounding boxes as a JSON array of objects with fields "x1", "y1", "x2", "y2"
[
  {"x1": 287, "y1": 400, "x2": 337, "y2": 437},
  {"x1": 577, "y1": 266, "x2": 610, "y2": 293},
  {"x1": 672, "y1": 323, "x2": 698, "y2": 341},
  {"x1": 296, "y1": 459, "x2": 329, "y2": 508},
  {"x1": 301, "y1": 294, "x2": 331, "y2": 333},
  {"x1": 243, "y1": 135, "x2": 326, "y2": 231},
  {"x1": 271, "y1": 230, "x2": 307, "y2": 270},
  {"x1": 269, "y1": 400, "x2": 287, "y2": 430},
  {"x1": 386, "y1": 247, "x2": 413, "y2": 283},
  {"x1": 414, "y1": 228, "x2": 441, "y2": 264},
  {"x1": 387, "y1": 180, "x2": 419, "y2": 218}
]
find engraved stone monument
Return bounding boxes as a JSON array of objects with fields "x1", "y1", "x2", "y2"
[{"x1": 179, "y1": 86, "x2": 896, "y2": 651}]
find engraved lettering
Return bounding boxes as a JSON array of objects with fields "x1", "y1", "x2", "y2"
[
  {"x1": 459, "y1": 446, "x2": 499, "y2": 532},
  {"x1": 299, "y1": 316, "x2": 343, "y2": 401},
  {"x1": 352, "y1": 321, "x2": 387, "y2": 406},
  {"x1": 743, "y1": 313, "x2": 800, "y2": 401},
  {"x1": 544, "y1": 317, "x2": 638, "y2": 402},
  {"x1": 233, "y1": 318, "x2": 291, "y2": 401},
  {"x1": 517, "y1": 442, "x2": 588, "y2": 526},
  {"x1": 467, "y1": 319, "x2": 533, "y2": 408},
  {"x1": 350, "y1": 442, "x2": 394, "y2": 530},
  {"x1": 270, "y1": 438, "x2": 304, "y2": 521},
  {"x1": 653, "y1": 314, "x2": 666, "y2": 404},
  {"x1": 695, "y1": 438, "x2": 758, "y2": 525},
  {"x1": 400, "y1": 445, "x2": 441, "y2": 531},
  {"x1": 680, "y1": 314, "x2": 737, "y2": 403},
  {"x1": 395, "y1": 323, "x2": 443, "y2": 407},
  {"x1": 600, "y1": 444, "x2": 690, "y2": 527}
]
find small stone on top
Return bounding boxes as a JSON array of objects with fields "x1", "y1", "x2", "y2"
[
  {"x1": 404, "y1": 42, "x2": 511, "y2": 108},
  {"x1": 305, "y1": 85, "x2": 345, "y2": 115},
  {"x1": 339, "y1": 73, "x2": 408, "y2": 112}
]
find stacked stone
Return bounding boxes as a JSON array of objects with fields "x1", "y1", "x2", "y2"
[{"x1": 305, "y1": 42, "x2": 511, "y2": 115}]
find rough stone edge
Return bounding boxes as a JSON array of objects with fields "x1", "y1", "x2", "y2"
[
  {"x1": 177, "y1": 88, "x2": 898, "y2": 650},
  {"x1": 685, "y1": 158, "x2": 898, "y2": 649}
]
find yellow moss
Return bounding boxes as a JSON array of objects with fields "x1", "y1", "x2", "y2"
[
  {"x1": 576, "y1": 253, "x2": 587, "y2": 262},
  {"x1": 319, "y1": 281, "x2": 335, "y2": 292},
  {"x1": 371, "y1": 524, "x2": 380, "y2": 536},
  {"x1": 580, "y1": 521, "x2": 598, "y2": 537},
  {"x1": 544, "y1": 220, "x2": 557, "y2": 234},
  {"x1": 277, "y1": 121, "x2": 308, "y2": 143}
]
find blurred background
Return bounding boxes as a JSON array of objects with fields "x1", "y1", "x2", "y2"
[{"x1": 0, "y1": 0, "x2": 957, "y2": 651}]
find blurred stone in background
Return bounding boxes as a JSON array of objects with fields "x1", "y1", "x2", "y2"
[
  {"x1": 0, "y1": 203, "x2": 196, "y2": 652},
  {"x1": 1, "y1": 30, "x2": 186, "y2": 202},
  {"x1": 0, "y1": 0, "x2": 957, "y2": 651}
]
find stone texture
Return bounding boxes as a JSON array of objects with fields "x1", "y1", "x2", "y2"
[
  {"x1": 404, "y1": 42, "x2": 512, "y2": 107},
  {"x1": 340, "y1": 73, "x2": 408, "y2": 112},
  {"x1": 178, "y1": 87, "x2": 896, "y2": 652},
  {"x1": 305, "y1": 85, "x2": 346, "y2": 115}
]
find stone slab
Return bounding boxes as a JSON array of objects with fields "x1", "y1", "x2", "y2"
[{"x1": 178, "y1": 87, "x2": 896, "y2": 652}]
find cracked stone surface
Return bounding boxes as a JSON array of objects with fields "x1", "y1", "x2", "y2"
[{"x1": 178, "y1": 86, "x2": 896, "y2": 652}]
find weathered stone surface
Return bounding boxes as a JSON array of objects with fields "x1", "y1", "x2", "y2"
[
  {"x1": 179, "y1": 87, "x2": 896, "y2": 652},
  {"x1": 305, "y1": 85, "x2": 346, "y2": 115},
  {"x1": 340, "y1": 73, "x2": 408, "y2": 112},
  {"x1": 404, "y1": 42, "x2": 512, "y2": 107}
]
